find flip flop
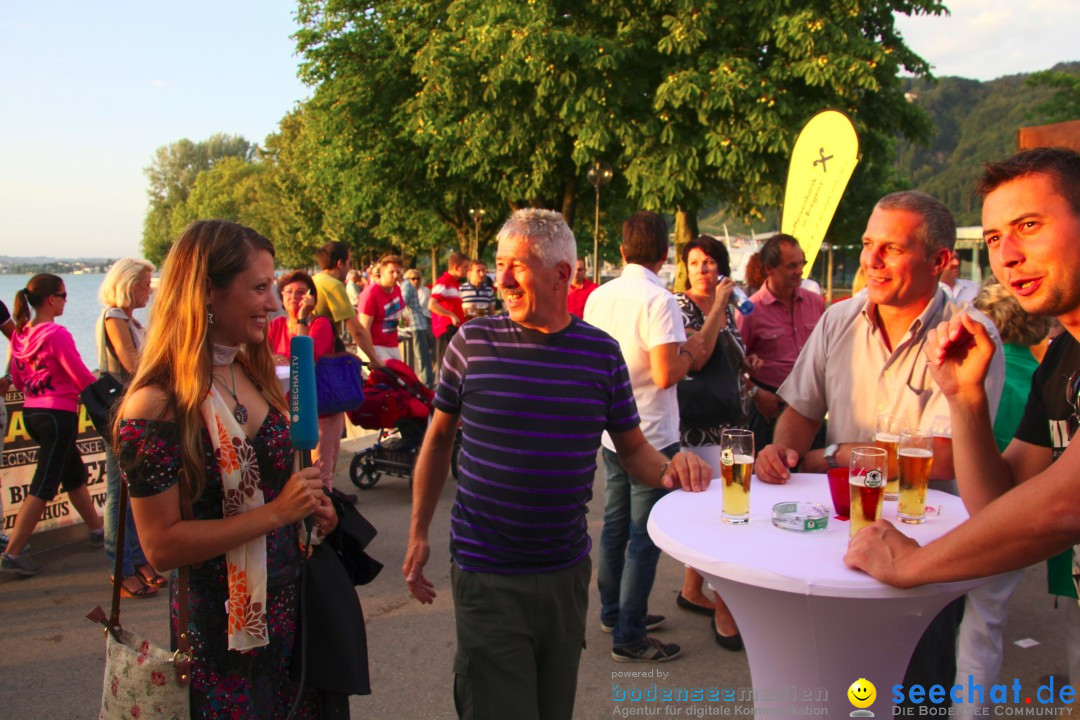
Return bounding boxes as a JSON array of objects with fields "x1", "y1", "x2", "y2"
[
  {"x1": 113, "y1": 574, "x2": 158, "y2": 599},
  {"x1": 676, "y1": 592, "x2": 715, "y2": 616},
  {"x1": 136, "y1": 566, "x2": 168, "y2": 588}
]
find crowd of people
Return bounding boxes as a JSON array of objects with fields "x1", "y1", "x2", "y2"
[{"x1": 2, "y1": 146, "x2": 1080, "y2": 720}]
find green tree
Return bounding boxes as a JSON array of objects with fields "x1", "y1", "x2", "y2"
[
  {"x1": 295, "y1": 0, "x2": 940, "y2": 274},
  {"x1": 1026, "y1": 67, "x2": 1080, "y2": 124},
  {"x1": 168, "y1": 156, "x2": 264, "y2": 238},
  {"x1": 141, "y1": 134, "x2": 255, "y2": 264},
  {"x1": 250, "y1": 109, "x2": 328, "y2": 269}
]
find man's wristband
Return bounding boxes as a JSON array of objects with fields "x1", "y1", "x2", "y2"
[
  {"x1": 678, "y1": 347, "x2": 696, "y2": 364},
  {"x1": 658, "y1": 461, "x2": 671, "y2": 486}
]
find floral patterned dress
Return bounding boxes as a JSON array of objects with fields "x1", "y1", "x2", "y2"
[
  {"x1": 117, "y1": 407, "x2": 319, "y2": 719},
  {"x1": 674, "y1": 293, "x2": 750, "y2": 447}
]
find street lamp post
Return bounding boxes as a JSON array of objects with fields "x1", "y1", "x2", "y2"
[
  {"x1": 468, "y1": 208, "x2": 486, "y2": 260},
  {"x1": 587, "y1": 161, "x2": 613, "y2": 284}
]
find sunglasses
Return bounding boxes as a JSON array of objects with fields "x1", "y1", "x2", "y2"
[
  {"x1": 1066, "y1": 368, "x2": 1080, "y2": 437},
  {"x1": 53, "y1": 292, "x2": 67, "y2": 299}
]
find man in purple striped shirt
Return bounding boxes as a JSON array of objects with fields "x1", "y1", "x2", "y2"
[{"x1": 403, "y1": 209, "x2": 711, "y2": 720}]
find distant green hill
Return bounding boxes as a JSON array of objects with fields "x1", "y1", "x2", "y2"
[
  {"x1": 896, "y1": 62, "x2": 1080, "y2": 226},
  {"x1": 697, "y1": 62, "x2": 1079, "y2": 238}
]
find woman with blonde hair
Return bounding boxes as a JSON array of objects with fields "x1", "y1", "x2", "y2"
[
  {"x1": 117, "y1": 220, "x2": 336, "y2": 717},
  {"x1": 97, "y1": 257, "x2": 160, "y2": 597},
  {"x1": 1, "y1": 274, "x2": 104, "y2": 577}
]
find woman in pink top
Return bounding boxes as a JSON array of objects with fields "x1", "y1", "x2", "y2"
[{"x1": 1, "y1": 274, "x2": 105, "y2": 577}]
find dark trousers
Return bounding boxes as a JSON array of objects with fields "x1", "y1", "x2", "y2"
[
  {"x1": 451, "y1": 558, "x2": 590, "y2": 720},
  {"x1": 901, "y1": 597, "x2": 965, "y2": 708},
  {"x1": 748, "y1": 399, "x2": 827, "y2": 451},
  {"x1": 435, "y1": 325, "x2": 458, "y2": 380}
]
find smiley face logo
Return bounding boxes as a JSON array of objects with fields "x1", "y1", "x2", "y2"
[{"x1": 847, "y1": 678, "x2": 876, "y2": 709}]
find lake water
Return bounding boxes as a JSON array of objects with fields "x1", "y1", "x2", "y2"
[{"x1": 0, "y1": 273, "x2": 149, "y2": 372}]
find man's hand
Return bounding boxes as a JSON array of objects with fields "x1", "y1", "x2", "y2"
[
  {"x1": 844, "y1": 519, "x2": 921, "y2": 588},
  {"x1": 754, "y1": 388, "x2": 782, "y2": 421},
  {"x1": 403, "y1": 536, "x2": 436, "y2": 604},
  {"x1": 754, "y1": 444, "x2": 799, "y2": 484},
  {"x1": 923, "y1": 312, "x2": 996, "y2": 403},
  {"x1": 312, "y1": 492, "x2": 338, "y2": 536},
  {"x1": 662, "y1": 452, "x2": 712, "y2": 492}
]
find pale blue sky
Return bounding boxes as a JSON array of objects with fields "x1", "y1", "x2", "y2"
[{"x1": 1, "y1": 0, "x2": 1076, "y2": 260}]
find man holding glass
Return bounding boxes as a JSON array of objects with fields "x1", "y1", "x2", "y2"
[
  {"x1": 755, "y1": 190, "x2": 1005, "y2": 702},
  {"x1": 846, "y1": 148, "x2": 1080, "y2": 658}
]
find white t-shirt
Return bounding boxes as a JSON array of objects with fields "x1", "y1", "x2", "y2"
[{"x1": 585, "y1": 264, "x2": 686, "y2": 452}]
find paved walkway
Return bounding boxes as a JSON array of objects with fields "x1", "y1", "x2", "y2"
[{"x1": 0, "y1": 436, "x2": 1075, "y2": 718}]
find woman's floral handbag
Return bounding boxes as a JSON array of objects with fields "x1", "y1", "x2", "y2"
[
  {"x1": 88, "y1": 473, "x2": 192, "y2": 719},
  {"x1": 96, "y1": 627, "x2": 191, "y2": 720}
]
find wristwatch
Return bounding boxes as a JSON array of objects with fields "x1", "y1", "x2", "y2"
[
  {"x1": 822, "y1": 443, "x2": 840, "y2": 470},
  {"x1": 297, "y1": 316, "x2": 311, "y2": 326}
]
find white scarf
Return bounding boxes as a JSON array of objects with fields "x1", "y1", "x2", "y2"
[{"x1": 199, "y1": 384, "x2": 269, "y2": 652}]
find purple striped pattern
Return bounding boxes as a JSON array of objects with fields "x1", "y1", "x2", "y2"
[{"x1": 434, "y1": 316, "x2": 639, "y2": 574}]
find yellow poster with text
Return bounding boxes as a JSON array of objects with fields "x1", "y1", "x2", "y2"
[
  {"x1": 1, "y1": 389, "x2": 107, "y2": 537},
  {"x1": 781, "y1": 110, "x2": 859, "y2": 271}
]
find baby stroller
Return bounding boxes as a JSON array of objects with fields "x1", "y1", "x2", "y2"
[{"x1": 347, "y1": 359, "x2": 437, "y2": 489}]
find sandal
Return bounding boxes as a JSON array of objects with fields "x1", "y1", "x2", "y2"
[
  {"x1": 136, "y1": 565, "x2": 168, "y2": 588},
  {"x1": 112, "y1": 574, "x2": 158, "y2": 599}
]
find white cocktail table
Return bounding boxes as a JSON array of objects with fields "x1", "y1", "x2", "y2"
[{"x1": 648, "y1": 473, "x2": 987, "y2": 716}]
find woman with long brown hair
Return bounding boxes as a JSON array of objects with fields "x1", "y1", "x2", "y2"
[
  {"x1": 1, "y1": 273, "x2": 105, "y2": 577},
  {"x1": 116, "y1": 220, "x2": 336, "y2": 717}
]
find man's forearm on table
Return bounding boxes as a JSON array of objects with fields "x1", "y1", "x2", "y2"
[{"x1": 897, "y1": 467, "x2": 1080, "y2": 586}]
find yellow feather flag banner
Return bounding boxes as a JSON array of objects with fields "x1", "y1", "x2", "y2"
[{"x1": 781, "y1": 110, "x2": 860, "y2": 271}]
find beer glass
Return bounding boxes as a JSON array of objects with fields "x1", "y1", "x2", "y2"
[
  {"x1": 875, "y1": 413, "x2": 907, "y2": 500},
  {"x1": 930, "y1": 415, "x2": 953, "y2": 475},
  {"x1": 897, "y1": 430, "x2": 934, "y2": 524},
  {"x1": 849, "y1": 446, "x2": 888, "y2": 538},
  {"x1": 721, "y1": 429, "x2": 754, "y2": 525}
]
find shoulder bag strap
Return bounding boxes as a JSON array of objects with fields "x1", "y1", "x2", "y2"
[
  {"x1": 174, "y1": 470, "x2": 193, "y2": 685},
  {"x1": 97, "y1": 313, "x2": 111, "y2": 374},
  {"x1": 92, "y1": 467, "x2": 193, "y2": 685},
  {"x1": 98, "y1": 311, "x2": 125, "y2": 375}
]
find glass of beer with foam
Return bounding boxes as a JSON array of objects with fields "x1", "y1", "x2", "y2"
[
  {"x1": 849, "y1": 446, "x2": 888, "y2": 538},
  {"x1": 874, "y1": 413, "x2": 907, "y2": 501},
  {"x1": 897, "y1": 430, "x2": 934, "y2": 524},
  {"x1": 720, "y1": 429, "x2": 754, "y2": 525}
]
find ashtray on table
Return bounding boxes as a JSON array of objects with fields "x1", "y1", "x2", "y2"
[{"x1": 771, "y1": 502, "x2": 830, "y2": 532}]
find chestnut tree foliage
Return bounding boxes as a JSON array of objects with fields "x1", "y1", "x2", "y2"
[{"x1": 145, "y1": 1, "x2": 944, "y2": 267}]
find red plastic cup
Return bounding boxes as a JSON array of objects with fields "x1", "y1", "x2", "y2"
[{"x1": 827, "y1": 467, "x2": 851, "y2": 519}]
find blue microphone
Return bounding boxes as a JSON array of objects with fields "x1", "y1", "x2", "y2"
[
  {"x1": 289, "y1": 335, "x2": 319, "y2": 459},
  {"x1": 290, "y1": 335, "x2": 320, "y2": 537}
]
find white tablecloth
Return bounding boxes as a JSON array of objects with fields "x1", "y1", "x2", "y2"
[{"x1": 648, "y1": 473, "x2": 988, "y2": 716}]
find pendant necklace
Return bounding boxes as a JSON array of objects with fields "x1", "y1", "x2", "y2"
[{"x1": 215, "y1": 363, "x2": 249, "y2": 425}]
